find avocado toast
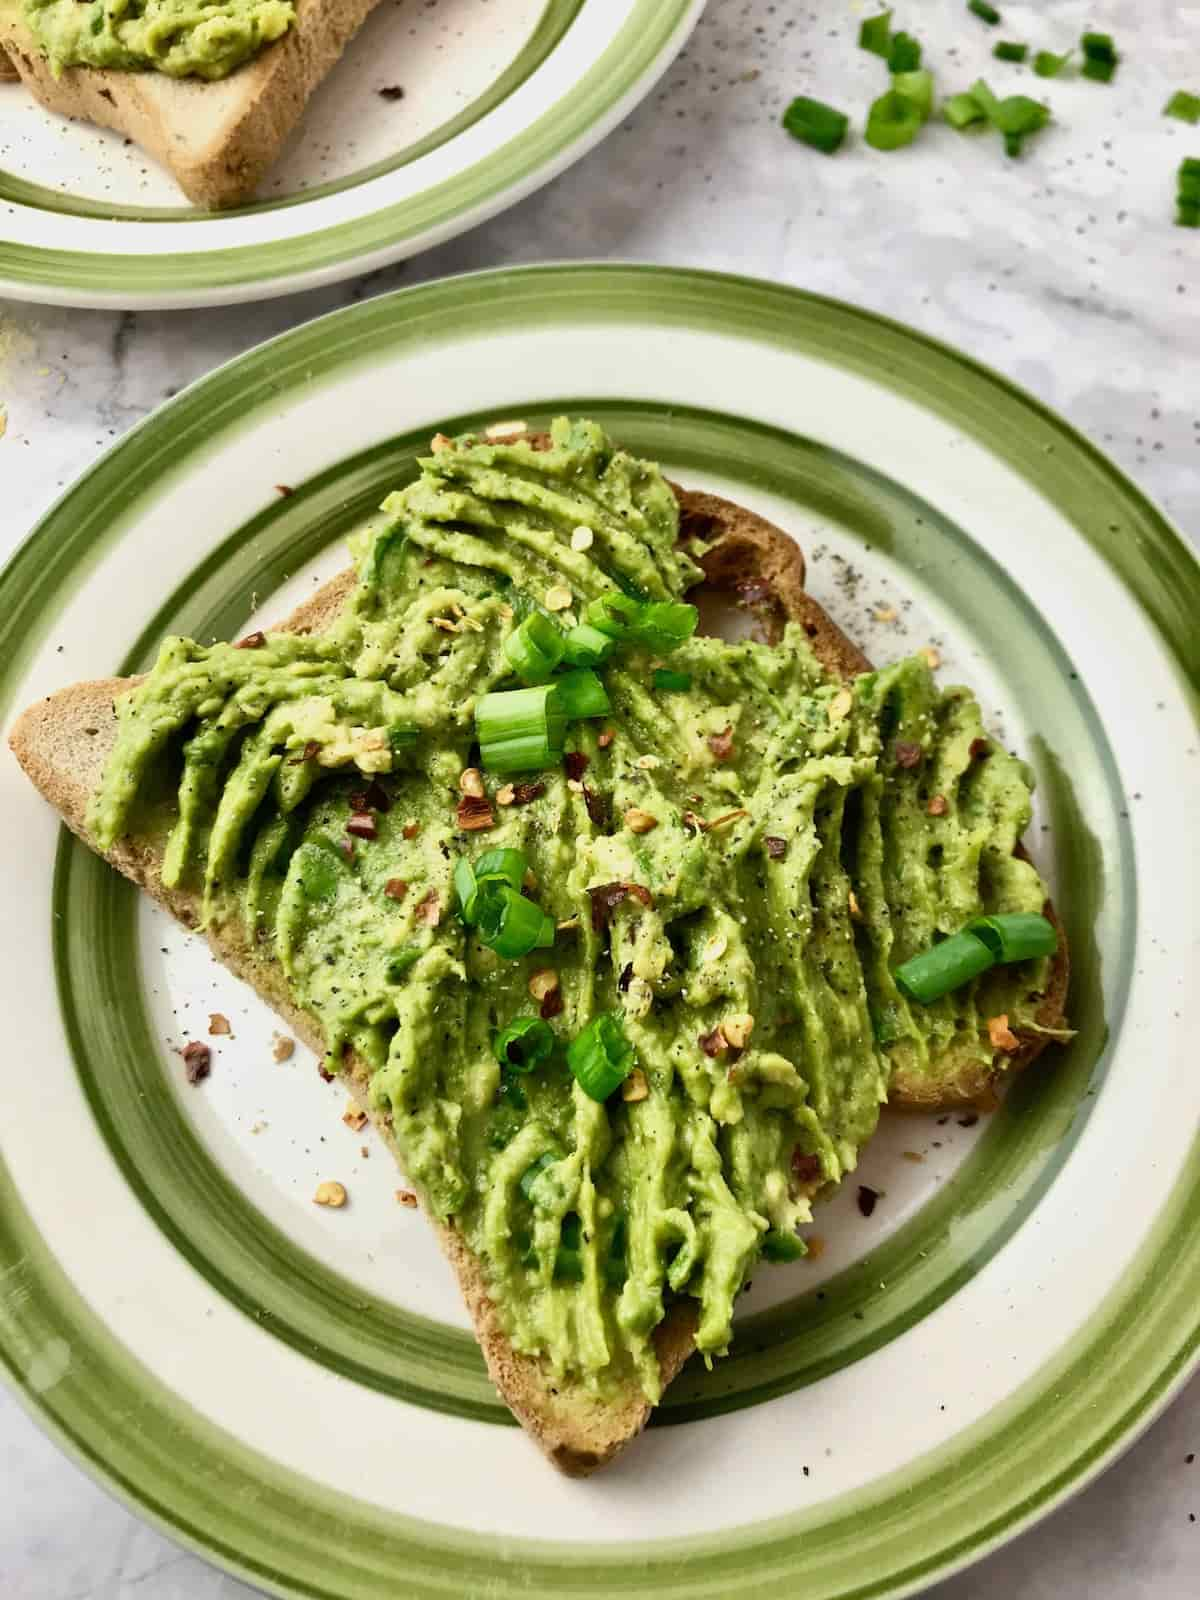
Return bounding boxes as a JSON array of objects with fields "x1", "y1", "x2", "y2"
[{"x1": 9, "y1": 418, "x2": 1068, "y2": 1473}]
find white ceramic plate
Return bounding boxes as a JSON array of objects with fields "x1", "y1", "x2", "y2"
[
  {"x1": 0, "y1": 265, "x2": 1197, "y2": 1600},
  {"x1": 0, "y1": 0, "x2": 703, "y2": 307}
]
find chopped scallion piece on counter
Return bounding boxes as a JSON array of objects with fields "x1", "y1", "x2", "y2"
[
  {"x1": 567, "y1": 1012, "x2": 636, "y2": 1101},
  {"x1": 782, "y1": 95, "x2": 850, "y2": 154},
  {"x1": 865, "y1": 87, "x2": 925, "y2": 150},
  {"x1": 967, "y1": 0, "x2": 1000, "y2": 22},
  {"x1": 1033, "y1": 50, "x2": 1070, "y2": 78},
  {"x1": 944, "y1": 91, "x2": 986, "y2": 129},
  {"x1": 993, "y1": 40, "x2": 1027, "y2": 62},
  {"x1": 1080, "y1": 31, "x2": 1118, "y2": 82},
  {"x1": 893, "y1": 929, "x2": 995, "y2": 1003},
  {"x1": 1165, "y1": 90, "x2": 1200, "y2": 124},
  {"x1": 892, "y1": 68, "x2": 934, "y2": 121},
  {"x1": 859, "y1": 10, "x2": 893, "y2": 57},
  {"x1": 887, "y1": 31, "x2": 921, "y2": 73}
]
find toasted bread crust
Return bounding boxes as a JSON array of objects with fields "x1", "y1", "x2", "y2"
[{"x1": 0, "y1": 0, "x2": 383, "y2": 207}]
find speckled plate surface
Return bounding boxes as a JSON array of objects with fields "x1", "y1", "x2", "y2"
[
  {"x1": 0, "y1": 0, "x2": 703, "y2": 307},
  {"x1": 0, "y1": 266, "x2": 1197, "y2": 1599}
]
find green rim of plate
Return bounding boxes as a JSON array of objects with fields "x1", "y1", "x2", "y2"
[
  {"x1": 0, "y1": 1, "x2": 702, "y2": 299},
  {"x1": 0, "y1": 0, "x2": 584, "y2": 222},
  {"x1": 50, "y1": 398, "x2": 1127, "y2": 1430},
  {"x1": 1, "y1": 267, "x2": 1198, "y2": 1600}
]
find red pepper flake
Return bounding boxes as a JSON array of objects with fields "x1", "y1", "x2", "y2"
[
  {"x1": 564, "y1": 751, "x2": 589, "y2": 781},
  {"x1": 350, "y1": 780, "x2": 391, "y2": 814},
  {"x1": 402, "y1": 820, "x2": 421, "y2": 840},
  {"x1": 708, "y1": 725, "x2": 735, "y2": 762},
  {"x1": 583, "y1": 785, "x2": 611, "y2": 829},
  {"x1": 597, "y1": 730, "x2": 615, "y2": 749},
  {"x1": 927, "y1": 795, "x2": 948, "y2": 817},
  {"x1": 289, "y1": 739, "x2": 321, "y2": 766},
  {"x1": 318, "y1": 1064, "x2": 336, "y2": 1083},
  {"x1": 969, "y1": 737, "x2": 991, "y2": 760},
  {"x1": 588, "y1": 881, "x2": 654, "y2": 931},
  {"x1": 181, "y1": 1040, "x2": 211, "y2": 1084},
  {"x1": 894, "y1": 740, "x2": 923, "y2": 770},
  {"x1": 338, "y1": 836, "x2": 355, "y2": 861},
  {"x1": 764, "y1": 836, "x2": 788, "y2": 860},
  {"x1": 384, "y1": 879, "x2": 408, "y2": 901},
  {"x1": 414, "y1": 889, "x2": 440, "y2": 926},
  {"x1": 347, "y1": 813, "x2": 378, "y2": 841},
  {"x1": 856, "y1": 1184, "x2": 880, "y2": 1217},
  {"x1": 512, "y1": 782, "x2": 546, "y2": 806},
  {"x1": 236, "y1": 631, "x2": 266, "y2": 650},
  {"x1": 791, "y1": 1150, "x2": 822, "y2": 1185},
  {"x1": 699, "y1": 1025, "x2": 728, "y2": 1057},
  {"x1": 540, "y1": 987, "x2": 564, "y2": 1020},
  {"x1": 456, "y1": 794, "x2": 495, "y2": 832},
  {"x1": 275, "y1": 484, "x2": 295, "y2": 497}
]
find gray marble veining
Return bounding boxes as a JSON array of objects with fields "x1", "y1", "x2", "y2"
[{"x1": 0, "y1": 0, "x2": 1197, "y2": 1595}]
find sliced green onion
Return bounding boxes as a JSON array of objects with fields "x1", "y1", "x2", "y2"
[
  {"x1": 493, "y1": 1015, "x2": 555, "y2": 1072},
  {"x1": 893, "y1": 929, "x2": 994, "y2": 1003},
  {"x1": 503, "y1": 611, "x2": 564, "y2": 684},
  {"x1": 761, "y1": 1229, "x2": 807, "y2": 1263},
  {"x1": 966, "y1": 912, "x2": 1057, "y2": 963},
  {"x1": 944, "y1": 91, "x2": 986, "y2": 129},
  {"x1": 519, "y1": 1149, "x2": 560, "y2": 1201},
  {"x1": 993, "y1": 40, "x2": 1027, "y2": 62},
  {"x1": 1165, "y1": 90, "x2": 1200, "y2": 125},
  {"x1": 782, "y1": 95, "x2": 849, "y2": 155},
  {"x1": 858, "y1": 10, "x2": 892, "y2": 57},
  {"x1": 475, "y1": 882, "x2": 556, "y2": 958},
  {"x1": 454, "y1": 857, "x2": 478, "y2": 921},
  {"x1": 476, "y1": 684, "x2": 565, "y2": 773},
  {"x1": 967, "y1": 0, "x2": 1000, "y2": 22},
  {"x1": 567, "y1": 1011, "x2": 636, "y2": 1101},
  {"x1": 887, "y1": 31, "x2": 921, "y2": 73},
  {"x1": 388, "y1": 726, "x2": 419, "y2": 754},
  {"x1": 1178, "y1": 204, "x2": 1200, "y2": 228},
  {"x1": 472, "y1": 847, "x2": 527, "y2": 892},
  {"x1": 583, "y1": 591, "x2": 642, "y2": 639},
  {"x1": 555, "y1": 667, "x2": 611, "y2": 720},
  {"x1": 865, "y1": 88, "x2": 925, "y2": 150},
  {"x1": 1033, "y1": 49, "x2": 1070, "y2": 78},
  {"x1": 1178, "y1": 162, "x2": 1200, "y2": 203},
  {"x1": 892, "y1": 68, "x2": 934, "y2": 121},
  {"x1": 969, "y1": 77, "x2": 1001, "y2": 119},
  {"x1": 971, "y1": 83, "x2": 1051, "y2": 156},
  {"x1": 562, "y1": 622, "x2": 617, "y2": 668},
  {"x1": 653, "y1": 668, "x2": 693, "y2": 692},
  {"x1": 628, "y1": 601, "x2": 699, "y2": 654},
  {"x1": 1080, "y1": 31, "x2": 1118, "y2": 83}
]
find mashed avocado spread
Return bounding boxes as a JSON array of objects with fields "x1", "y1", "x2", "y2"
[
  {"x1": 25, "y1": 0, "x2": 293, "y2": 80},
  {"x1": 90, "y1": 419, "x2": 1053, "y2": 1401}
]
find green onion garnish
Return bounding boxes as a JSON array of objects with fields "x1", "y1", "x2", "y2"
[
  {"x1": 993, "y1": 40, "x2": 1027, "y2": 63},
  {"x1": 966, "y1": 912, "x2": 1057, "y2": 963},
  {"x1": 388, "y1": 726, "x2": 419, "y2": 754},
  {"x1": 893, "y1": 929, "x2": 994, "y2": 1003},
  {"x1": 519, "y1": 1149, "x2": 560, "y2": 1201},
  {"x1": 865, "y1": 88, "x2": 925, "y2": 150},
  {"x1": 761, "y1": 1229, "x2": 807, "y2": 1263},
  {"x1": 967, "y1": 0, "x2": 1000, "y2": 23},
  {"x1": 454, "y1": 857, "x2": 479, "y2": 921},
  {"x1": 562, "y1": 622, "x2": 617, "y2": 669},
  {"x1": 554, "y1": 667, "x2": 611, "y2": 720},
  {"x1": 503, "y1": 611, "x2": 564, "y2": 684},
  {"x1": 628, "y1": 600, "x2": 699, "y2": 654},
  {"x1": 944, "y1": 91, "x2": 986, "y2": 129},
  {"x1": 892, "y1": 68, "x2": 934, "y2": 121},
  {"x1": 782, "y1": 95, "x2": 850, "y2": 155},
  {"x1": 474, "y1": 881, "x2": 556, "y2": 958},
  {"x1": 1176, "y1": 159, "x2": 1200, "y2": 226},
  {"x1": 1033, "y1": 50, "x2": 1070, "y2": 78},
  {"x1": 652, "y1": 668, "x2": 693, "y2": 692},
  {"x1": 567, "y1": 1011, "x2": 636, "y2": 1102},
  {"x1": 1080, "y1": 31, "x2": 1118, "y2": 83},
  {"x1": 969, "y1": 80, "x2": 1050, "y2": 156},
  {"x1": 859, "y1": 10, "x2": 892, "y2": 57},
  {"x1": 887, "y1": 31, "x2": 921, "y2": 73},
  {"x1": 476, "y1": 684, "x2": 565, "y2": 773},
  {"x1": 583, "y1": 592, "x2": 642, "y2": 639},
  {"x1": 1165, "y1": 91, "x2": 1200, "y2": 125},
  {"x1": 493, "y1": 1015, "x2": 555, "y2": 1072},
  {"x1": 472, "y1": 847, "x2": 527, "y2": 892}
]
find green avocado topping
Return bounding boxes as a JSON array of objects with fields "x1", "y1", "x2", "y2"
[
  {"x1": 90, "y1": 417, "x2": 1055, "y2": 1401},
  {"x1": 24, "y1": 0, "x2": 294, "y2": 81}
]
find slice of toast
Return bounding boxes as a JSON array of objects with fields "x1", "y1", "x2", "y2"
[
  {"x1": 0, "y1": 0, "x2": 383, "y2": 207},
  {"x1": 8, "y1": 475, "x2": 1066, "y2": 1470},
  {"x1": 0, "y1": 46, "x2": 17, "y2": 79}
]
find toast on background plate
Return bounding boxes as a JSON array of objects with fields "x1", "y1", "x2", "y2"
[
  {"x1": 0, "y1": 0, "x2": 383, "y2": 207},
  {"x1": 10, "y1": 420, "x2": 1068, "y2": 1472}
]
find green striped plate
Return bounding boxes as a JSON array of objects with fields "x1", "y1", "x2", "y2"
[
  {"x1": 0, "y1": 0, "x2": 703, "y2": 307},
  {"x1": 1, "y1": 266, "x2": 1196, "y2": 1599}
]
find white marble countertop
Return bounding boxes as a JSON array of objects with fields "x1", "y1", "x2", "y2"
[{"x1": 1, "y1": 0, "x2": 1197, "y2": 1595}]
